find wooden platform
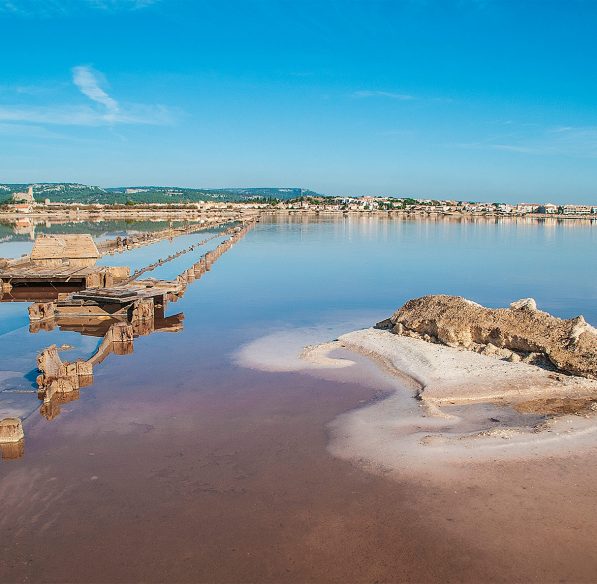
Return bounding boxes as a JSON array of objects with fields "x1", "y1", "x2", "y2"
[
  {"x1": 68, "y1": 280, "x2": 182, "y2": 305},
  {"x1": 0, "y1": 263, "x2": 103, "y2": 285},
  {"x1": 0, "y1": 263, "x2": 130, "y2": 299}
]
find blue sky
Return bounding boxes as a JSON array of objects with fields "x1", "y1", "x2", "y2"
[{"x1": 0, "y1": 0, "x2": 596, "y2": 202}]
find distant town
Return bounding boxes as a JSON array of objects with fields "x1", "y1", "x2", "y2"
[{"x1": 1, "y1": 183, "x2": 597, "y2": 218}]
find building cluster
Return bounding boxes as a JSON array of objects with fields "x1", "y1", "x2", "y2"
[
  {"x1": 495, "y1": 203, "x2": 597, "y2": 215},
  {"x1": 281, "y1": 196, "x2": 597, "y2": 216}
]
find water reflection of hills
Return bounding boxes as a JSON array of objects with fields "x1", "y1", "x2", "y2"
[{"x1": 0, "y1": 218, "x2": 193, "y2": 242}]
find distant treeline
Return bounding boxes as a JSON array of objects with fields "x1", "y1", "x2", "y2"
[{"x1": 0, "y1": 183, "x2": 323, "y2": 205}]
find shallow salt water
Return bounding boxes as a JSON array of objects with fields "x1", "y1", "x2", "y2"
[
  {"x1": 1, "y1": 214, "x2": 597, "y2": 583},
  {"x1": 2, "y1": 213, "x2": 597, "y2": 452},
  {"x1": 0, "y1": 218, "x2": 194, "y2": 259}
]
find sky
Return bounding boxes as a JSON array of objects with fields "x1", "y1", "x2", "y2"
[{"x1": 0, "y1": 0, "x2": 596, "y2": 203}]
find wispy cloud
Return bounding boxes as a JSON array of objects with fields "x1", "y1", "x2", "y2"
[
  {"x1": 0, "y1": 83, "x2": 63, "y2": 95},
  {"x1": 0, "y1": 104, "x2": 175, "y2": 126},
  {"x1": 0, "y1": 0, "x2": 159, "y2": 16},
  {"x1": 488, "y1": 143, "x2": 542, "y2": 154},
  {"x1": 0, "y1": 66, "x2": 176, "y2": 127},
  {"x1": 352, "y1": 90, "x2": 415, "y2": 101},
  {"x1": 452, "y1": 125, "x2": 597, "y2": 159},
  {"x1": 0, "y1": 122, "x2": 67, "y2": 139},
  {"x1": 72, "y1": 66, "x2": 119, "y2": 118},
  {"x1": 87, "y1": 0, "x2": 158, "y2": 10},
  {"x1": 377, "y1": 129, "x2": 416, "y2": 137}
]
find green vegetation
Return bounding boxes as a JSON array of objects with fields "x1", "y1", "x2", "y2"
[{"x1": 0, "y1": 183, "x2": 328, "y2": 205}]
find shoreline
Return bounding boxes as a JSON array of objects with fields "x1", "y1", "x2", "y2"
[
  {"x1": 235, "y1": 322, "x2": 597, "y2": 482},
  {"x1": 300, "y1": 328, "x2": 597, "y2": 480},
  {"x1": 337, "y1": 328, "x2": 597, "y2": 407},
  {"x1": 3, "y1": 207, "x2": 597, "y2": 223}
]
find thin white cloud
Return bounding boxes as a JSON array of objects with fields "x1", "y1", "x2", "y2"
[
  {"x1": 72, "y1": 66, "x2": 119, "y2": 117},
  {"x1": 0, "y1": 0, "x2": 159, "y2": 16},
  {"x1": 0, "y1": 83, "x2": 57, "y2": 95},
  {"x1": 0, "y1": 122, "x2": 67, "y2": 139},
  {"x1": 87, "y1": 0, "x2": 158, "y2": 10},
  {"x1": 377, "y1": 129, "x2": 416, "y2": 137},
  {"x1": 453, "y1": 125, "x2": 597, "y2": 159},
  {"x1": 0, "y1": 104, "x2": 175, "y2": 126},
  {"x1": 489, "y1": 144, "x2": 541, "y2": 154},
  {"x1": 353, "y1": 90, "x2": 415, "y2": 100},
  {"x1": 0, "y1": 66, "x2": 176, "y2": 127}
]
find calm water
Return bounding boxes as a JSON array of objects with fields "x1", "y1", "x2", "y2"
[
  {"x1": 1, "y1": 214, "x2": 597, "y2": 582},
  {"x1": 2, "y1": 214, "x2": 597, "y2": 436},
  {"x1": 0, "y1": 218, "x2": 197, "y2": 259}
]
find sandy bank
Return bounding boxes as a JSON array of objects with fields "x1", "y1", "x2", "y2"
[
  {"x1": 338, "y1": 328, "x2": 597, "y2": 406},
  {"x1": 315, "y1": 328, "x2": 597, "y2": 480},
  {"x1": 235, "y1": 323, "x2": 597, "y2": 480}
]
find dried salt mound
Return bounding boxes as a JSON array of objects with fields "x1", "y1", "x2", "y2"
[{"x1": 377, "y1": 295, "x2": 597, "y2": 379}]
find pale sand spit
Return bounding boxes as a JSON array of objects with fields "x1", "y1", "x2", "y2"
[{"x1": 314, "y1": 328, "x2": 597, "y2": 481}]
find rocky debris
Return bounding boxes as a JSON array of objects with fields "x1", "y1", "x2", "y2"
[
  {"x1": 37, "y1": 323, "x2": 135, "y2": 402},
  {"x1": 377, "y1": 295, "x2": 597, "y2": 380},
  {"x1": 514, "y1": 397, "x2": 597, "y2": 415},
  {"x1": 0, "y1": 417, "x2": 24, "y2": 444},
  {"x1": 104, "y1": 265, "x2": 130, "y2": 286},
  {"x1": 131, "y1": 298, "x2": 154, "y2": 325},
  {"x1": 510, "y1": 298, "x2": 537, "y2": 311},
  {"x1": 37, "y1": 345, "x2": 93, "y2": 402},
  {"x1": 28, "y1": 301, "x2": 55, "y2": 321},
  {"x1": 33, "y1": 322, "x2": 134, "y2": 424},
  {"x1": 39, "y1": 391, "x2": 80, "y2": 421},
  {"x1": 88, "y1": 322, "x2": 134, "y2": 364}
]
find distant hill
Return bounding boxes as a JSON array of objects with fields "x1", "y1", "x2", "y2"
[
  {"x1": 0, "y1": 183, "x2": 326, "y2": 204},
  {"x1": 104, "y1": 186, "x2": 324, "y2": 203},
  {"x1": 0, "y1": 183, "x2": 107, "y2": 203}
]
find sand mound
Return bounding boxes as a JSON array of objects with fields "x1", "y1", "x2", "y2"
[{"x1": 376, "y1": 295, "x2": 597, "y2": 379}]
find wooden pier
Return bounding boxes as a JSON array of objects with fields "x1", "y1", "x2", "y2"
[
  {"x1": 0, "y1": 234, "x2": 129, "y2": 298},
  {"x1": 27, "y1": 220, "x2": 255, "y2": 325},
  {"x1": 96, "y1": 217, "x2": 232, "y2": 256},
  {"x1": 0, "y1": 263, "x2": 126, "y2": 290},
  {"x1": 1, "y1": 219, "x2": 257, "y2": 452}
]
